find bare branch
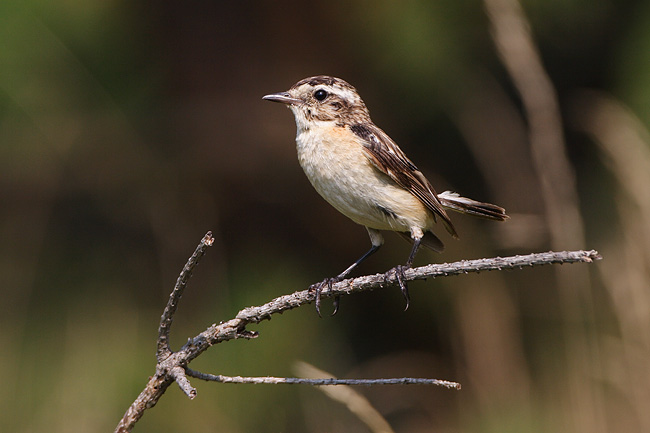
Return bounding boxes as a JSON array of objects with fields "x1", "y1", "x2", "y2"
[
  {"x1": 232, "y1": 249, "x2": 601, "y2": 325},
  {"x1": 115, "y1": 373, "x2": 173, "y2": 433},
  {"x1": 170, "y1": 366, "x2": 197, "y2": 399},
  {"x1": 186, "y1": 368, "x2": 461, "y2": 390},
  {"x1": 157, "y1": 231, "x2": 214, "y2": 361},
  {"x1": 115, "y1": 240, "x2": 600, "y2": 433}
]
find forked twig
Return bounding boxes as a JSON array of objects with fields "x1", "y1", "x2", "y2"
[{"x1": 115, "y1": 231, "x2": 601, "y2": 432}]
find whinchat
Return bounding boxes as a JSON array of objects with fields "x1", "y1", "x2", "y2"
[{"x1": 264, "y1": 75, "x2": 508, "y2": 315}]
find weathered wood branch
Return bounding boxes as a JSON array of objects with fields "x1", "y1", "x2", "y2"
[
  {"x1": 115, "y1": 231, "x2": 601, "y2": 432},
  {"x1": 186, "y1": 368, "x2": 461, "y2": 389}
]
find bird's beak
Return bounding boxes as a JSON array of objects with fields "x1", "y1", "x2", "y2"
[{"x1": 262, "y1": 92, "x2": 302, "y2": 106}]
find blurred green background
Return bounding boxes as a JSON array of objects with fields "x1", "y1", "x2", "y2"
[{"x1": 2, "y1": 0, "x2": 650, "y2": 432}]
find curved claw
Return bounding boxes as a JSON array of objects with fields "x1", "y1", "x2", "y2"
[
  {"x1": 331, "y1": 295, "x2": 341, "y2": 316},
  {"x1": 394, "y1": 265, "x2": 410, "y2": 311},
  {"x1": 311, "y1": 277, "x2": 341, "y2": 317}
]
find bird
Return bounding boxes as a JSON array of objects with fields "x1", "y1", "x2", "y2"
[{"x1": 263, "y1": 75, "x2": 508, "y2": 315}]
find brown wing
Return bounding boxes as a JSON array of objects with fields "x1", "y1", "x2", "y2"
[{"x1": 350, "y1": 123, "x2": 458, "y2": 238}]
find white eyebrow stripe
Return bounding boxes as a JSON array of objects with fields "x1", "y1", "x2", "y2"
[{"x1": 330, "y1": 86, "x2": 358, "y2": 103}]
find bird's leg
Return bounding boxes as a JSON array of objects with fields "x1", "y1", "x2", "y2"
[
  {"x1": 312, "y1": 244, "x2": 380, "y2": 316},
  {"x1": 311, "y1": 228, "x2": 383, "y2": 317},
  {"x1": 390, "y1": 230, "x2": 423, "y2": 311}
]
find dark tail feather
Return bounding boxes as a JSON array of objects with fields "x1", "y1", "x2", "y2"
[
  {"x1": 397, "y1": 231, "x2": 445, "y2": 253},
  {"x1": 437, "y1": 191, "x2": 509, "y2": 221}
]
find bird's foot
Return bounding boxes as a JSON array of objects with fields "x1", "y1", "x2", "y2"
[
  {"x1": 309, "y1": 277, "x2": 342, "y2": 317},
  {"x1": 386, "y1": 265, "x2": 410, "y2": 311}
]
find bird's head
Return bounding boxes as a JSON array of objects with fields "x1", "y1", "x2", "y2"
[{"x1": 263, "y1": 75, "x2": 371, "y2": 130}]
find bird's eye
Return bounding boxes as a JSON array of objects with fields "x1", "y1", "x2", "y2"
[{"x1": 313, "y1": 89, "x2": 328, "y2": 101}]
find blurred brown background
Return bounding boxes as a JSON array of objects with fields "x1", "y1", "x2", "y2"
[{"x1": 2, "y1": 0, "x2": 649, "y2": 432}]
